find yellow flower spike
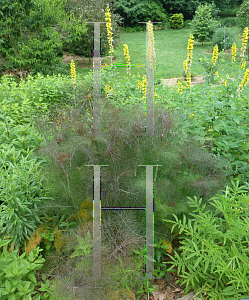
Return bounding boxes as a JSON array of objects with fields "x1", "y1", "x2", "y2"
[
  {"x1": 184, "y1": 34, "x2": 194, "y2": 89},
  {"x1": 224, "y1": 80, "x2": 228, "y2": 87},
  {"x1": 105, "y1": 84, "x2": 110, "y2": 94},
  {"x1": 187, "y1": 72, "x2": 191, "y2": 89},
  {"x1": 123, "y1": 44, "x2": 131, "y2": 76},
  {"x1": 105, "y1": 4, "x2": 114, "y2": 56},
  {"x1": 232, "y1": 42, "x2": 236, "y2": 62},
  {"x1": 141, "y1": 75, "x2": 147, "y2": 100},
  {"x1": 177, "y1": 80, "x2": 183, "y2": 94},
  {"x1": 240, "y1": 27, "x2": 249, "y2": 61},
  {"x1": 138, "y1": 79, "x2": 142, "y2": 92},
  {"x1": 212, "y1": 45, "x2": 219, "y2": 65},
  {"x1": 241, "y1": 61, "x2": 246, "y2": 70},
  {"x1": 146, "y1": 21, "x2": 156, "y2": 68},
  {"x1": 70, "y1": 60, "x2": 76, "y2": 85},
  {"x1": 215, "y1": 71, "x2": 219, "y2": 77},
  {"x1": 238, "y1": 68, "x2": 249, "y2": 94}
]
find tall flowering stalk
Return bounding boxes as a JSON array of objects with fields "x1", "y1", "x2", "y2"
[
  {"x1": 105, "y1": 4, "x2": 114, "y2": 67},
  {"x1": 211, "y1": 45, "x2": 219, "y2": 65},
  {"x1": 240, "y1": 27, "x2": 248, "y2": 70},
  {"x1": 183, "y1": 34, "x2": 194, "y2": 89},
  {"x1": 146, "y1": 21, "x2": 156, "y2": 69},
  {"x1": 123, "y1": 44, "x2": 131, "y2": 76},
  {"x1": 71, "y1": 60, "x2": 76, "y2": 106},
  {"x1": 232, "y1": 42, "x2": 236, "y2": 62},
  {"x1": 137, "y1": 72, "x2": 142, "y2": 92},
  {"x1": 238, "y1": 68, "x2": 249, "y2": 94},
  {"x1": 141, "y1": 75, "x2": 146, "y2": 101}
]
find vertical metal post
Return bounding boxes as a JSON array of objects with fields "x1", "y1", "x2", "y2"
[
  {"x1": 93, "y1": 22, "x2": 101, "y2": 137},
  {"x1": 138, "y1": 164, "x2": 161, "y2": 279},
  {"x1": 86, "y1": 164, "x2": 108, "y2": 279},
  {"x1": 146, "y1": 23, "x2": 154, "y2": 136}
]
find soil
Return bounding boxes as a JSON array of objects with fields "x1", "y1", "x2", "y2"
[
  {"x1": 62, "y1": 53, "x2": 119, "y2": 68},
  {"x1": 161, "y1": 76, "x2": 204, "y2": 87}
]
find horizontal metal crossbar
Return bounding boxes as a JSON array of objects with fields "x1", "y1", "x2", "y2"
[{"x1": 101, "y1": 207, "x2": 146, "y2": 210}]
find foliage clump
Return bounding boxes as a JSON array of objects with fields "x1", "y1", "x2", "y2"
[
  {"x1": 212, "y1": 26, "x2": 236, "y2": 51},
  {"x1": 191, "y1": 3, "x2": 219, "y2": 45},
  {"x1": 169, "y1": 13, "x2": 184, "y2": 29},
  {"x1": 236, "y1": 0, "x2": 249, "y2": 28},
  {"x1": 0, "y1": 240, "x2": 52, "y2": 299},
  {"x1": 167, "y1": 181, "x2": 249, "y2": 300}
]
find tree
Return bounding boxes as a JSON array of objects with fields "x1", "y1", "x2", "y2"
[
  {"x1": 161, "y1": 0, "x2": 243, "y2": 18},
  {"x1": 63, "y1": 0, "x2": 123, "y2": 57},
  {"x1": 112, "y1": 0, "x2": 148, "y2": 26},
  {"x1": 0, "y1": 0, "x2": 88, "y2": 77},
  {"x1": 191, "y1": 3, "x2": 219, "y2": 45},
  {"x1": 237, "y1": 0, "x2": 249, "y2": 28}
]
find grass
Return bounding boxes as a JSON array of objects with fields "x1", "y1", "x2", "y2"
[{"x1": 75, "y1": 26, "x2": 244, "y2": 82}]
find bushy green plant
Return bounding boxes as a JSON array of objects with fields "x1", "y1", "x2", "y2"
[
  {"x1": 191, "y1": 3, "x2": 219, "y2": 45},
  {"x1": 212, "y1": 27, "x2": 236, "y2": 51},
  {"x1": 166, "y1": 181, "x2": 249, "y2": 300},
  {"x1": 220, "y1": 17, "x2": 238, "y2": 27},
  {"x1": 143, "y1": 0, "x2": 168, "y2": 24},
  {"x1": 236, "y1": 0, "x2": 249, "y2": 28},
  {"x1": 112, "y1": 0, "x2": 148, "y2": 27},
  {"x1": 184, "y1": 19, "x2": 192, "y2": 28},
  {"x1": 0, "y1": 240, "x2": 52, "y2": 299},
  {"x1": 169, "y1": 13, "x2": 184, "y2": 29},
  {"x1": 0, "y1": 0, "x2": 85, "y2": 77},
  {"x1": 0, "y1": 147, "x2": 50, "y2": 251},
  {"x1": 63, "y1": 0, "x2": 123, "y2": 57}
]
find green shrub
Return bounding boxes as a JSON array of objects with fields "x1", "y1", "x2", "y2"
[
  {"x1": 169, "y1": 13, "x2": 184, "y2": 29},
  {"x1": 166, "y1": 181, "x2": 249, "y2": 300},
  {"x1": 220, "y1": 17, "x2": 238, "y2": 27},
  {"x1": 184, "y1": 20, "x2": 192, "y2": 28},
  {"x1": 0, "y1": 240, "x2": 52, "y2": 299},
  {"x1": 63, "y1": 0, "x2": 123, "y2": 57},
  {"x1": 143, "y1": 0, "x2": 168, "y2": 24},
  {"x1": 212, "y1": 27, "x2": 236, "y2": 51},
  {"x1": 0, "y1": 147, "x2": 50, "y2": 251},
  {"x1": 191, "y1": 3, "x2": 219, "y2": 45},
  {"x1": 236, "y1": 0, "x2": 249, "y2": 28}
]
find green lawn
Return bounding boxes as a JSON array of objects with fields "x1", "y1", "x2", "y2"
[{"x1": 76, "y1": 26, "x2": 244, "y2": 81}]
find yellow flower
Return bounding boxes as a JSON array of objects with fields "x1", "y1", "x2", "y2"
[
  {"x1": 138, "y1": 79, "x2": 142, "y2": 92},
  {"x1": 212, "y1": 45, "x2": 219, "y2": 65},
  {"x1": 224, "y1": 80, "x2": 228, "y2": 87},
  {"x1": 240, "y1": 68, "x2": 249, "y2": 87},
  {"x1": 232, "y1": 42, "x2": 236, "y2": 62},
  {"x1": 187, "y1": 72, "x2": 191, "y2": 89},
  {"x1": 241, "y1": 61, "x2": 246, "y2": 70},
  {"x1": 142, "y1": 75, "x2": 146, "y2": 100},
  {"x1": 238, "y1": 68, "x2": 249, "y2": 94},
  {"x1": 105, "y1": 5, "x2": 114, "y2": 55},
  {"x1": 70, "y1": 60, "x2": 76, "y2": 85},
  {"x1": 177, "y1": 80, "x2": 183, "y2": 94},
  {"x1": 240, "y1": 27, "x2": 249, "y2": 60},
  {"x1": 184, "y1": 34, "x2": 194, "y2": 89},
  {"x1": 105, "y1": 84, "x2": 110, "y2": 94},
  {"x1": 215, "y1": 71, "x2": 219, "y2": 77},
  {"x1": 123, "y1": 44, "x2": 131, "y2": 75},
  {"x1": 190, "y1": 113, "x2": 194, "y2": 118},
  {"x1": 146, "y1": 21, "x2": 156, "y2": 68}
]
